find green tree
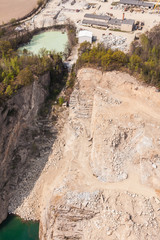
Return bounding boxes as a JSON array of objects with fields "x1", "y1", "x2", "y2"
[
  {"x1": 5, "y1": 85, "x2": 13, "y2": 96},
  {"x1": 17, "y1": 67, "x2": 34, "y2": 86},
  {"x1": 78, "y1": 41, "x2": 91, "y2": 56},
  {"x1": 129, "y1": 54, "x2": 142, "y2": 72}
]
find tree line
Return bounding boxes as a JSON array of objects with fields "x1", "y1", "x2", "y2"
[{"x1": 76, "y1": 25, "x2": 160, "y2": 89}]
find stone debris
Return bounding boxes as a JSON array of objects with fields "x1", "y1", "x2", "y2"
[
  {"x1": 42, "y1": 190, "x2": 160, "y2": 239},
  {"x1": 100, "y1": 34, "x2": 127, "y2": 51}
]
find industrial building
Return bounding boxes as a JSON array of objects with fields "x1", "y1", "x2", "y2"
[
  {"x1": 119, "y1": 0, "x2": 154, "y2": 8},
  {"x1": 84, "y1": 13, "x2": 110, "y2": 21},
  {"x1": 82, "y1": 19, "x2": 108, "y2": 27},
  {"x1": 82, "y1": 13, "x2": 135, "y2": 31},
  {"x1": 108, "y1": 18, "x2": 135, "y2": 31},
  {"x1": 78, "y1": 30, "x2": 93, "y2": 44}
]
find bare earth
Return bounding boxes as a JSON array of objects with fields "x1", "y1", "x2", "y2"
[
  {"x1": 9, "y1": 69, "x2": 160, "y2": 239},
  {"x1": 0, "y1": 0, "x2": 37, "y2": 24}
]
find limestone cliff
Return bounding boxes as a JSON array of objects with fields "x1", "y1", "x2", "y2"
[
  {"x1": 0, "y1": 72, "x2": 51, "y2": 224},
  {"x1": 37, "y1": 69, "x2": 160, "y2": 240}
]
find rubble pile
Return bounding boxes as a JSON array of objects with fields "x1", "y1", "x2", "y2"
[{"x1": 101, "y1": 34, "x2": 127, "y2": 51}]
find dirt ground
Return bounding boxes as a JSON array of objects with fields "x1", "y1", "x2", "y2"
[{"x1": 0, "y1": 0, "x2": 37, "y2": 24}]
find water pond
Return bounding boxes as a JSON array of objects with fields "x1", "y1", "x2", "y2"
[
  {"x1": 19, "y1": 30, "x2": 68, "y2": 54},
  {"x1": 0, "y1": 214, "x2": 39, "y2": 240}
]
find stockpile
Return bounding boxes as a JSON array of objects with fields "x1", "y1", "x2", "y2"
[{"x1": 101, "y1": 34, "x2": 127, "y2": 51}]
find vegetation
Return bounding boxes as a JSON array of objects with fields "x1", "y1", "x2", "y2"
[
  {"x1": 0, "y1": 21, "x2": 77, "y2": 104},
  {"x1": 9, "y1": 18, "x2": 17, "y2": 26},
  {"x1": 37, "y1": 0, "x2": 44, "y2": 7},
  {"x1": 130, "y1": 25, "x2": 160, "y2": 87},
  {"x1": 76, "y1": 42, "x2": 128, "y2": 71},
  {"x1": 66, "y1": 21, "x2": 77, "y2": 55},
  {"x1": 76, "y1": 25, "x2": 160, "y2": 89},
  {"x1": 0, "y1": 40, "x2": 66, "y2": 103},
  {"x1": 58, "y1": 96, "x2": 64, "y2": 106}
]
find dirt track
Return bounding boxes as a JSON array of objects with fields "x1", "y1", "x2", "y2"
[{"x1": 0, "y1": 0, "x2": 37, "y2": 24}]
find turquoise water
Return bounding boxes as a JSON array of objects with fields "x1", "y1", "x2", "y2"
[
  {"x1": 0, "y1": 215, "x2": 39, "y2": 240},
  {"x1": 19, "y1": 31, "x2": 68, "y2": 55}
]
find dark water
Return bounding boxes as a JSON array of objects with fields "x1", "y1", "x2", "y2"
[{"x1": 0, "y1": 215, "x2": 39, "y2": 240}]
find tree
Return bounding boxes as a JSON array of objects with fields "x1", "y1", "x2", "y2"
[
  {"x1": 0, "y1": 40, "x2": 13, "y2": 58},
  {"x1": 17, "y1": 67, "x2": 34, "y2": 86},
  {"x1": 128, "y1": 54, "x2": 142, "y2": 72},
  {"x1": 78, "y1": 41, "x2": 91, "y2": 56},
  {"x1": 5, "y1": 85, "x2": 13, "y2": 96}
]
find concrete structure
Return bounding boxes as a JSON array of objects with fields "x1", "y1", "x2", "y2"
[
  {"x1": 78, "y1": 30, "x2": 93, "y2": 44},
  {"x1": 119, "y1": 0, "x2": 154, "y2": 8}
]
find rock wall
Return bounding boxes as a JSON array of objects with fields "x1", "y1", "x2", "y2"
[{"x1": 0, "y1": 72, "x2": 50, "y2": 224}]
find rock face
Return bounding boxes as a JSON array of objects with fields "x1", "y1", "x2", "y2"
[
  {"x1": 37, "y1": 69, "x2": 160, "y2": 240},
  {"x1": 0, "y1": 72, "x2": 51, "y2": 224}
]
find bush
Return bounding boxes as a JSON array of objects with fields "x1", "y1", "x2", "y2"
[
  {"x1": 37, "y1": 0, "x2": 44, "y2": 6},
  {"x1": 58, "y1": 96, "x2": 64, "y2": 106},
  {"x1": 9, "y1": 18, "x2": 17, "y2": 25}
]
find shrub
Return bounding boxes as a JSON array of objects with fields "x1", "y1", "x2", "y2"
[
  {"x1": 58, "y1": 96, "x2": 64, "y2": 106},
  {"x1": 37, "y1": 0, "x2": 44, "y2": 7}
]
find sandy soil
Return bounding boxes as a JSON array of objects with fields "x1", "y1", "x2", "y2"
[{"x1": 0, "y1": 0, "x2": 37, "y2": 24}]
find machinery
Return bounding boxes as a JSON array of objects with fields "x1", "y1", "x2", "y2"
[{"x1": 154, "y1": 0, "x2": 160, "y2": 10}]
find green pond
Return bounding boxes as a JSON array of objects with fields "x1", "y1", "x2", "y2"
[
  {"x1": 19, "y1": 31, "x2": 68, "y2": 54},
  {"x1": 0, "y1": 215, "x2": 39, "y2": 240}
]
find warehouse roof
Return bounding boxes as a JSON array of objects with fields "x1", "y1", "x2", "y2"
[
  {"x1": 82, "y1": 19, "x2": 108, "y2": 27},
  {"x1": 108, "y1": 18, "x2": 121, "y2": 26},
  {"x1": 84, "y1": 13, "x2": 111, "y2": 20},
  {"x1": 78, "y1": 30, "x2": 93, "y2": 38},
  {"x1": 119, "y1": 0, "x2": 154, "y2": 8},
  {"x1": 108, "y1": 18, "x2": 135, "y2": 26},
  {"x1": 122, "y1": 19, "x2": 135, "y2": 25}
]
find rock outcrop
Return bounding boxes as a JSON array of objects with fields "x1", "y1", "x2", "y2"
[
  {"x1": 37, "y1": 69, "x2": 160, "y2": 240},
  {"x1": 0, "y1": 72, "x2": 51, "y2": 224}
]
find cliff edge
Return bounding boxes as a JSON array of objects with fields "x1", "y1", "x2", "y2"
[{"x1": 0, "y1": 72, "x2": 50, "y2": 224}]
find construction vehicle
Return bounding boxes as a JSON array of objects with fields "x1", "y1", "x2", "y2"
[{"x1": 154, "y1": 0, "x2": 160, "y2": 10}]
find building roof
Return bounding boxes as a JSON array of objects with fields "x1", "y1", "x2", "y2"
[
  {"x1": 122, "y1": 19, "x2": 135, "y2": 25},
  {"x1": 78, "y1": 30, "x2": 93, "y2": 38},
  {"x1": 82, "y1": 19, "x2": 108, "y2": 27},
  {"x1": 108, "y1": 18, "x2": 135, "y2": 26},
  {"x1": 119, "y1": 0, "x2": 154, "y2": 8},
  {"x1": 108, "y1": 18, "x2": 122, "y2": 26},
  {"x1": 84, "y1": 13, "x2": 111, "y2": 20}
]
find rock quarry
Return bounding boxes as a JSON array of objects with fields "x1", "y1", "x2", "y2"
[{"x1": 1, "y1": 68, "x2": 160, "y2": 239}]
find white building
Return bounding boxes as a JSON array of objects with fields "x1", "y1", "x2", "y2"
[{"x1": 78, "y1": 30, "x2": 93, "y2": 44}]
